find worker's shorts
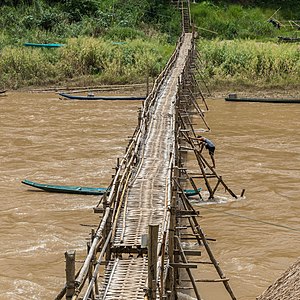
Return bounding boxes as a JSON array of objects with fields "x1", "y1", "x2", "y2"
[{"x1": 206, "y1": 145, "x2": 215, "y2": 156}]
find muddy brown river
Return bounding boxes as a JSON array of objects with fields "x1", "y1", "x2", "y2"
[{"x1": 0, "y1": 91, "x2": 299, "y2": 299}]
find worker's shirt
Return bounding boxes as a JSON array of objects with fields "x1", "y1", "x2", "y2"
[{"x1": 204, "y1": 138, "x2": 215, "y2": 149}]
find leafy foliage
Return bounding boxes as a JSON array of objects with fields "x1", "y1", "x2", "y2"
[
  {"x1": 198, "y1": 39, "x2": 300, "y2": 86},
  {"x1": 191, "y1": 2, "x2": 278, "y2": 40}
]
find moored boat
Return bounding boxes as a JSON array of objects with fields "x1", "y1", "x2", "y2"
[
  {"x1": 22, "y1": 179, "x2": 108, "y2": 195},
  {"x1": 59, "y1": 92, "x2": 146, "y2": 101},
  {"x1": 24, "y1": 42, "x2": 64, "y2": 48},
  {"x1": 225, "y1": 93, "x2": 300, "y2": 103},
  {"x1": 22, "y1": 179, "x2": 201, "y2": 197}
]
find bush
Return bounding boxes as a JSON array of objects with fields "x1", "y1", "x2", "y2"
[
  {"x1": 62, "y1": 0, "x2": 99, "y2": 22},
  {"x1": 198, "y1": 39, "x2": 300, "y2": 86}
]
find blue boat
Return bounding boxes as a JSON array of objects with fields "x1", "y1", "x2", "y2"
[
  {"x1": 59, "y1": 92, "x2": 146, "y2": 101},
  {"x1": 24, "y1": 42, "x2": 64, "y2": 48},
  {"x1": 22, "y1": 179, "x2": 108, "y2": 195},
  {"x1": 22, "y1": 179, "x2": 201, "y2": 197}
]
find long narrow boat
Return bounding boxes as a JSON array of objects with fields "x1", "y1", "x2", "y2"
[
  {"x1": 278, "y1": 36, "x2": 300, "y2": 43},
  {"x1": 22, "y1": 179, "x2": 108, "y2": 195},
  {"x1": 225, "y1": 94, "x2": 300, "y2": 103},
  {"x1": 59, "y1": 92, "x2": 146, "y2": 101},
  {"x1": 24, "y1": 42, "x2": 64, "y2": 48},
  {"x1": 22, "y1": 179, "x2": 201, "y2": 196}
]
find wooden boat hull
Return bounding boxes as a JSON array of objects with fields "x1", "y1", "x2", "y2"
[
  {"x1": 22, "y1": 179, "x2": 201, "y2": 197},
  {"x1": 59, "y1": 93, "x2": 146, "y2": 101},
  {"x1": 22, "y1": 179, "x2": 108, "y2": 195},
  {"x1": 184, "y1": 188, "x2": 202, "y2": 197},
  {"x1": 24, "y1": 43, "x2": 64, "y2": 48},
  {"x1": 225, "y1": 96, "x2": 300, "y2": 103}
]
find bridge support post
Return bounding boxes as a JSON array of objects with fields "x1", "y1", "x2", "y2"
[
  {"x1": 148, "y1": 224, "x2": 159, "y2": 300},
  {"x1": 65, "y1": 250, "x2": 76, "y2": 300}
]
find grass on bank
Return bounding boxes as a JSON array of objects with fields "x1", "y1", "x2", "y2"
[
  {"x1": 0, "y1": 37, "x2": 174, "y2": 89},
  {"x1": 1, "y1": 1, "x2": 299, "y2": 90},
  {"x1": 197, "y1": 39, "x2": 300, "y2": 87}
]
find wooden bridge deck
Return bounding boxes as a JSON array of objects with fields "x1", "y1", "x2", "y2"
[
  {"x1": 56, "y1": 2, "x2": 239, "y2": 299},
  {"x1": 99, "y1": 33, "x2": 193, "y2": 298},
  {"x1": 113, "y1": 33, "x2": 193, "y2": 247},
  {"x1": 99, "y1": 258, "x2": 148, "y2": 299}
]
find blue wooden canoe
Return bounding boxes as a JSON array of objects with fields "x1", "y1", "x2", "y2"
[
  {"x1": 24, "y1": 42, "x2": 64, "y2": 48},
  {"x1": 22, "y1": 179, "x2": 108, "y2": 195},
  {"x1": 183, "y1": 188, "x2": 202, "y2": 197},
  {"x1": 59, "y1": 93, "x2": 146, "y2": 101},
  {"x1": 22, "y1": 179, "x2": 201, "y2": 197}
]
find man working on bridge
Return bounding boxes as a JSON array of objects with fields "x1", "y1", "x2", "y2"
[{"x1": 193, "y1": 135, "x2": 216, "y2": 168}]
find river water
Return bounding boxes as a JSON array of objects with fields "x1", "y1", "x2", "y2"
[{"x1": 0, "y1": 91, "x2": 299, "y2": 300}]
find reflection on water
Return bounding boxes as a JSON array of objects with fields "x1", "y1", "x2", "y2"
[{"x1": 0, "y1": 92, "x2": 299, "y2": 299}]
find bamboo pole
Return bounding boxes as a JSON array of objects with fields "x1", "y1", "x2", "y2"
[
  {"x1": 148, "y1": 224, "x2": 159, "y2": 300},
  {"x1": 194, "y1": 225, "x2": 237, "y2": 300},
  {"x1": 179, "y1": 180, "x2": 236, "y2": 299},
  {"x1": 65, "y1": 250, "x2": 76, "y2": 300},
  {"x1": 175, "y1": 236, "x2": 202, "y2": 300}
]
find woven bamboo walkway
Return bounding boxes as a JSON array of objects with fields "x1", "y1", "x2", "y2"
[
  {"x1": 56, "y1": 2, "x2": 239, "y2": 299},
  {"x1": 99, "y1": 33, "x2": 193, "y2": 298}
]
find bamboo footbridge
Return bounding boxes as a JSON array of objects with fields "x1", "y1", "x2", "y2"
[{"x1": 56, "y1": 1, "x2": 241, "y2": 300}]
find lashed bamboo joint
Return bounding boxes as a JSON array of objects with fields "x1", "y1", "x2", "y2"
[{"x1": 55, "y1": 1, "x2": 239, "y2": 300}]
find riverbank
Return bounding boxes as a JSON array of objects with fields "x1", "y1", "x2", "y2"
[{"x1": 8, "y1": 81, "x2": 300, "y2": 102}]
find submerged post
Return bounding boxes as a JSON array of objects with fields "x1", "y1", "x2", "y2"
[
  {"x1": 148, "y1": 224, "x2": 159, "y2": 300},
  {"x1": 65, "y1": 250, "x2": 76, "y2": 300}
]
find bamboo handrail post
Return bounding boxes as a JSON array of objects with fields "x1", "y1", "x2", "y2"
[
  {"x1": 65, "y1": 250, "x2": 76, "y2": 300},
  {"x1": 148, "y1": 224, "x2": 159, "y2": 300},
  {"x1": 105, "y1": 208, "x2": 113, "y2": 263}
]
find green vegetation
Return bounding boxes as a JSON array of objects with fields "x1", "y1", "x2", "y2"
[
  {"x1": 212, "y1": 0, "x2": 300, "y2": 20},
  {"x1": 0, "y1": 1, "x2": 299, "y2": 89},
  {"x1": 191, "y1": 2, "x2": 300, "y2": 40},
  {"x1": 0, "y1": 0, "x2": 181, "y2": 46},
  {"x1": 191, "y1": 2, "x2": 300, "y2": 87},
  {"x1": 0, "y1": 0, "x2": 179, "y2": 89},
  {"x1": 0, "y1": 37, "x2": 173, "y2": 89},
  {"x1": 191, "y1": 3, "x2": 277, "y2": 40},
  {"x1": 198, "y1": 39, "x2": 300, "y2": 86}
]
